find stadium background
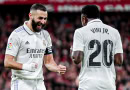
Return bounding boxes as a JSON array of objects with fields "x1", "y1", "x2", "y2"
[{"x1": 0, "y1": 0, "x2": 130, "y2": 90}]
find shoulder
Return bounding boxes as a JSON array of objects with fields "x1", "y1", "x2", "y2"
[
  {"x1": 10, "y1": 26, "x2": 27, "y2": 39},
  {"x1": 12, "y1": 26, "x2": 26, "y2": 36},
  {"x1": 75, "y1": 26, "x2": 84, "y2": 32},
  {"x1": 104, "y1": 24, "x2": 119, "y2": 34},
  {"x1": 41, "y1": 29, "x2": 50, "y2": 37},
  {"x1": 10, "y1": 26, "x2": 23, "y2": 36},
  {"x1": 74, "y1": 28, "x2": 84, "y2": 38},
  {"x1": 14, "y1": 26, "x2": 24, "y2": 33},
  {"x1": 74, "y1": 26, "x2": 87, "y2": 34}
]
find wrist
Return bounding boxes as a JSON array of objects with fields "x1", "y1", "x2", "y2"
[
  {"x1": 22, "y1": 64, "x2": 29, "y2": 71},
  {"x1": 57, "y1": 65, "x2": 60, "y2": 73},
  {"x1": 22, "y1": 63, "x2": 37, "y2": 72}
]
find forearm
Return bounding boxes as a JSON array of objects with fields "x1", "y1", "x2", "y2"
[
  {"x1": 4, "y1": 59, "x2": 22, "y2": 70},
  {"x1": 114, "y1": 53, "x2": 123, "y2": 66},
  {"x1": 4, "y1": 54, "x2": 37, "y2": 72},
  {"x1": 44, "y1": 54, "x2": 66, "y2": 74},
  {"x1": 44, "y1": 54, "x2": 59, "y2": 72},
  {"x1": 45, "y1": 63, "x2": 59, "y2": 72},
  {"x1": 72, "y1": 51, "x2": 84, "y2": 64},
  {"x1": 4, "y1": 54, "x2": 22, "y2": 70}
]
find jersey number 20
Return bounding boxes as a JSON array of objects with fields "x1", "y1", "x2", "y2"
[{"x1": 88, "y1": 39, "x2": 113, "y2": 67}]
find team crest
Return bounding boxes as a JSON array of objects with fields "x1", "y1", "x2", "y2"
[{"x1": 43, "y1": 40, "x2": 46, "y2": 46}]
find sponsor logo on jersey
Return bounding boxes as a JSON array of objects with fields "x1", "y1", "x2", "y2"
[
  {"x1": 7, "y1": 43, "x2": 12, "y2": 50},
  {"x1": 25, "y1": 41, "x2": 30, "y2": 45},
  {"x1": 27, "y1": 48, "x2": 45, "y2": 58}
]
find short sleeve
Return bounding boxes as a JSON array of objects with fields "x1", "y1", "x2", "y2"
[
  {"x1": 43, "y1": 31, "x2": 53, "y2": 55},
  {"x1": 5, "y1": 32, "x2": 20, "y2": 56},
  {"x1": 114, "y1": 31, "x2": 123, "y2": 54},
  {"x1": 73, "y1": 29, "x2": 84, "y2": 51},
  {"x1": 46, "y1": 33, "x2": 52, "y2": 48}
]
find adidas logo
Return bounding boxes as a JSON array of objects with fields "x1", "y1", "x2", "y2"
[{"x1": 25, "y1": 41, "x2": 30, "y2": 45}]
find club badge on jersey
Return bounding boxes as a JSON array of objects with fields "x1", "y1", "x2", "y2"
[{"x1": 43, "y1": 40, "x2": 46, "y2": 46}]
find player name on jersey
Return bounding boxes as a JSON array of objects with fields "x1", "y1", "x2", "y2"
[{"x1": 91, "y1": 28, "x2": 109, "y2": 34}]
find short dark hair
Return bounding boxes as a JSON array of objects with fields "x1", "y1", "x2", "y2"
[
  {"x1": 81, "y1": 5, "x2": 100, "y2": 18},
  {"x1": 30, "y1": 3, "x2": 47, "y2": 11}
]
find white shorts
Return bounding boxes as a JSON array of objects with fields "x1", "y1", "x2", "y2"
[
  {"x1": 11, "y1": 77, "x2": 46, "y2": 90},
  {"x1": 78, "y1": 78, "x2": 116, "y2": 90}
]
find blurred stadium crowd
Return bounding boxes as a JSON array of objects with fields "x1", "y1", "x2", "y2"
[{"x1": 0, "y1": 12, "x2": 130, "y2": 90}]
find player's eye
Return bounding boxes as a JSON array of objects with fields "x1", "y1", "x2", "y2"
[
  {"x1": 43, "y1": 18, "x2": 47, "y2": 20},
  {"x1": 38, "y1": 17, "x2": 47, "y2": 20},
  {"x1": 38, "y1": 17, "x2": 43, "y2": 20}
]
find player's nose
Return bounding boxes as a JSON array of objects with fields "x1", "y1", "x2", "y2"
[{"x1": 41, "y1": 19, "x2": 46, "y2": 24}]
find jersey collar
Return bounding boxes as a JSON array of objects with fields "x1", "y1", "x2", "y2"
[
  {"x1": 23, "y1": 21, "x2": 42, "y2": 35},
  {"x1": 87, "y1": 19, "x2": 102, "y2": 25},
  {"x1": 23, "y1": 21, "x2": 34, "y2": 35}
]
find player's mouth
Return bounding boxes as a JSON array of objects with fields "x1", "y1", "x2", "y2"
[
  {"x1": 37, "y1": 24, "x2": 42, "y2": 29},
  {"x1": 37, "y1": 25, "x2": 42, "y2": 28}
]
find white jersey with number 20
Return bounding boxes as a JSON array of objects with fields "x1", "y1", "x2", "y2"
[{"x1": 73, "y1": 19, "x2": 123, "y2": 90}]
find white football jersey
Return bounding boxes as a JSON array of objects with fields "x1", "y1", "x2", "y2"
[
  {"x1": 73, "y1": 19, "x2": 123, "y2": 90},
  {"x1": 6, "y1": 21, "x2": 52, "y2": 79}
]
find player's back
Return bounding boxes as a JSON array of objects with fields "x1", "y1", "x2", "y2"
[{"x1": 77, "y1": 19, "x2": 119, "y2": 90}]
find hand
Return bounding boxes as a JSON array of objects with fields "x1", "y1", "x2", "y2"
[
  {"x1": 22, "y1": 62, "x2": 38, "y2": 72},
  {"x1": 57, "y1": 65, "x2": 66, "y2": 74}
]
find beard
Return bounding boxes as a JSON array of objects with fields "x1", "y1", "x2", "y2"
[{"x1": 31, "y1": 19, "x2": 46, "y2": 32}]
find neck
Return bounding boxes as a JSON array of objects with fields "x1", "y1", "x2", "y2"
[
  {"x1": 83, "y1": 18, "x2": 98, "y2": 26},
  {"x1": 87, "y1": 18, "x2": 98, "y2": 22},
  {"x1": 26, "y1": 20, "x2": 34, "y2": 32}
]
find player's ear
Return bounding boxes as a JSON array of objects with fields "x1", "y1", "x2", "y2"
[
  {"x1": 84, "y1": 16, "x2": 88, "y2": 24},
  {"x1": 29, "y1": 13, "x2": 33, "y2": 20},
  {"x1": 82, "y1": 16, "x2": 88, "y2": 26}
]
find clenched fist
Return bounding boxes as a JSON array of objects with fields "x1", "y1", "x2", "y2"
[{"x1": 57, "y1": 65, "x2": 66, "y2": 74}]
